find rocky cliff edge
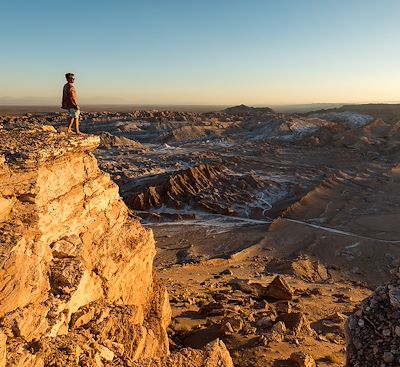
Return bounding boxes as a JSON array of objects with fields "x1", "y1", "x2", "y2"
[{"x1": 0, "y1": 124, "x2": 172, "y2": 366}]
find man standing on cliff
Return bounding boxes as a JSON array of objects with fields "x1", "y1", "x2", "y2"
[{"x1": 62, "y1": 73, "x2": 81, "y2": 134}]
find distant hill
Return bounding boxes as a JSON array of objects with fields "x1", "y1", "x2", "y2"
[
  {"x1": 223, "y1": 104, "x2": 275, "y2": 114},
  {"x1": 306, "y1": 103, "x2": 400, "y2": 123}
]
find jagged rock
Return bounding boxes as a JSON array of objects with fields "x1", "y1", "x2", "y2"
[
  {"x1": 127, "y1": 339, "x2": 234, "y2": 367},
  {"x1": 290, "y1": 257, "x2": 329, "y2": 282},
  {"x1": 388, "y1": 284, "x2": 400, "y2": 308},
  {"x1": 277, "y1": 312, "x2": 313, "y2": 337},
  {"x1": 229, "y1": 276, "x2": 295, "y2": 301},
  {"x1": 220, "y1": 315, "x2": 244, "y2": 334},
  {"x1": 256, "y1": 316, "x2": 275, "y2": 328},
  {"x1": 290, "y1": 351, "x2": 316, "y2": 367},
  {"x1": 383, "y1": 351, "x2": 394, "y2": 363},
  {"x1": 272, "y1": 321, "x2": 286, "y2": 334},
  {"x1": 1, "y1": 304, "x2": 49, "y2": 341},
  {"x1": 51, "y1": 236, "x2": 81, "y2": 258},
  {"x1": 0, "y1": 125, "x2": 170, "y2": 366},
  {"x1": 221, "y1": 322, "x2": 235, "y2": 335},
  {"x1": 260, "y1": 321, "x2": 287, "y2": 345},
  {"x1": 199, "y1": 301, "x2": 225, "y2": 316},
  {"x1": 346, "y1": 270, "x2": 400, "y2": 366},
  {"x1": 202, "y1": 339, "x2": 234, "y2": 367},
  {"x1": 229, "y1": 278, "x2": 268, "y2": 298},
  {"x1": 94, "y1": 342, "x2": 115, "y2": 362},
  {"x1": 275, "y1": 300, "x2": 292, "y2": 314},
  {"x1": 70, "y1": 306, "x2": 96, "y2": 329},
  {"x1": 265, "y1": 276, "x2": 294, "y2": 300}
]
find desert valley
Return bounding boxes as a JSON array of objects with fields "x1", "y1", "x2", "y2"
[{"x1": 0, "y1": 103, "x2": 399, "y2": 366}]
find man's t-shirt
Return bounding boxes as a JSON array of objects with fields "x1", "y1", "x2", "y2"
[{"x1": 62, "y1": 83, "x2": 79, "y2": 109}]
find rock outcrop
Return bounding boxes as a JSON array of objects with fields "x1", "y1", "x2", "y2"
[
  {"x1": 346, "y1": 269, "x2": 400, "y2": 366},
  {"x1": 0, "y1": 124, "x2": 171, "y2": 366},
  {"x1": 130, "y1": 339, "x2": 234, "y2": 367},
  {"x1": 98, "y1": 131, "x2": 149, "y2": 151},
  {"x1": 122, "y1": 163, "x2": 269, "y2": 220},
  {"x1": 124, "y1": 164, "x2": 222, "y2": 211}
]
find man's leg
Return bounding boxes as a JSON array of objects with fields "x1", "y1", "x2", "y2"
[
  {"x1": 75, "y1": 116, "x2": 81, "y2": 134},
  {"x1": 67, "y1": 117, "x2": 74, "y2": 133}
]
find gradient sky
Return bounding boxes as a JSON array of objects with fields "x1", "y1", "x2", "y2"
[{"x1": 1, "y1": 0, "x2": 400, "y2": 105}]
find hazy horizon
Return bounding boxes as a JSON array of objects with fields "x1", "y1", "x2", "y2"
[
  {"x1": 4, "y1": 101, "x2": 400, "y2": 116},
  {"x1": 1, "y1": 100, "x2": 400, "y2": 108},
  {"x1": 2, "y1": 96, "x2": 400, "y2": 106},
  {"x1": 2, "y1": 0, "x2": 400, "y2": 105}
]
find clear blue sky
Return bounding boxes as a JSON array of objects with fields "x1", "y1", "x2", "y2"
[{"x1": 1, "y1": 0, "x2": 400, "y2": 105}]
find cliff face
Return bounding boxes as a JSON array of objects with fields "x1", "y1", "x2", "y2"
[{"x1": 0, "y1": 124, "x2": 170, "y2": 366}]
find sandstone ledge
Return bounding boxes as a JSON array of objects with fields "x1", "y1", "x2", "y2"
[
  {"x1": 0, "y1": 125, "x2": 100, "y2": 168},
  {"x1": 0, "y1": 125, "x2": 170, "y2": 366}
]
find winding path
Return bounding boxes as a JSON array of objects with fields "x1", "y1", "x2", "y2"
[{"x1": 284, "y1": 218, "x2": 400, "y2": 244}]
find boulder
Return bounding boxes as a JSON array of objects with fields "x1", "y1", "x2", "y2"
[
  {"x1": 229, "y1": 278, "x2": 268, "y2": 298},
  {"x1": 290, "y1": 352, "x2": 316, "y2": 367},
  {"x1": 290, "y1": 257, "x2": 329, "y2": 282},
  {"x1": 221, "y1": 315, "x2": 244, "y2": 334},
  {"x1": 277, "y1": 312, "x2": 313, "y2": 337},
  {"x1": 265, "y1": 276, "x2": 294, "y2": 300}
]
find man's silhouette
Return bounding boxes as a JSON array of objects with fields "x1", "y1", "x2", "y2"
[{"x1": 62, "y1": 73, "x2": 81, "y2": 134}]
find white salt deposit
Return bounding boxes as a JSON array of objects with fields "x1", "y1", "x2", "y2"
[{"x1": 309, "y1": 111, "x2": 374, "y2": 127}]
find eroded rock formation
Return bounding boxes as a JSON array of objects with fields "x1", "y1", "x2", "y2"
[
  {"x1": 125, "y1": 164, "x2": 222, "y2": 211},
  {"x1": 122, "y1": 163, "x2": 272, "y2": 220},
  {"x1": 0, "y1": 125, "x2": 171, "y2": 366}
]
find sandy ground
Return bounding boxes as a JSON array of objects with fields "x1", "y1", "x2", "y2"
[{"x1": 156, "y1": 256, "x2": 370, "y2": 367}]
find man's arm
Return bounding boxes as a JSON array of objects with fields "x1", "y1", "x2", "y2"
[{"x1": 70, "y1": 85, "x2": 79, "y2": 108}]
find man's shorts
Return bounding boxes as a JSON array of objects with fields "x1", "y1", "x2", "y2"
[{"x1": 68, "y1": 108, "x2": 80, "y2": 118}]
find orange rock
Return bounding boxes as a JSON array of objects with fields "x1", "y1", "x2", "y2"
[
  {"x1": 0, "y1": 126, "x2": 170, "y2": 366},
  {"x1": 265, "y1": 275, "x2": 294, "y2": 300}
]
